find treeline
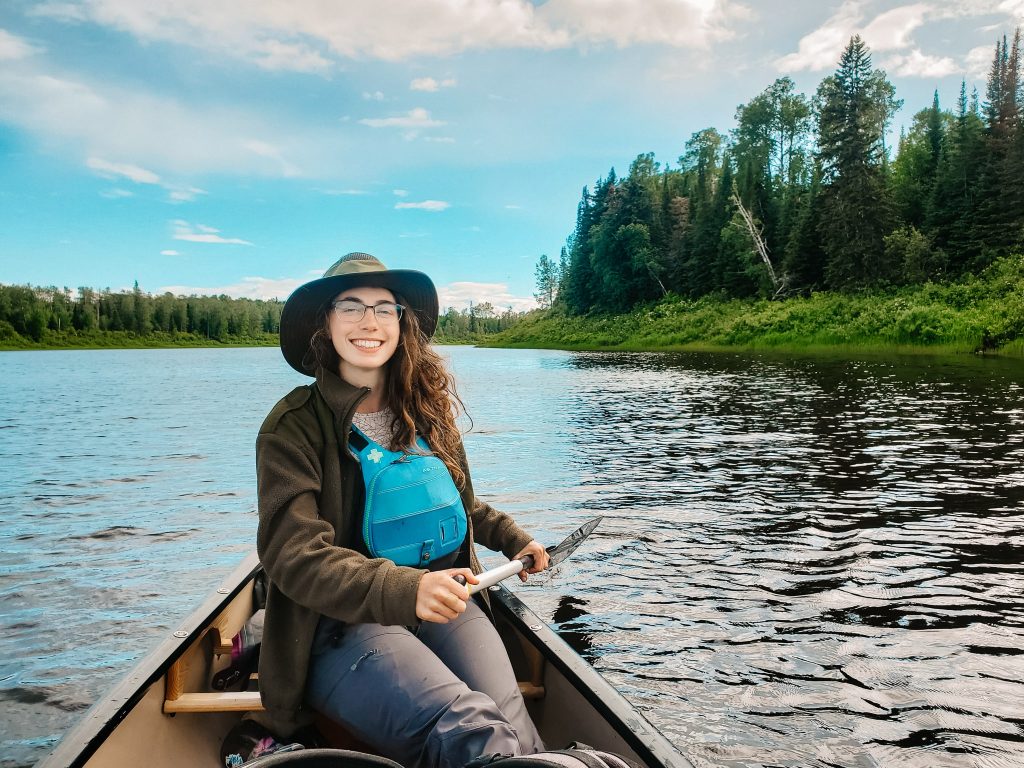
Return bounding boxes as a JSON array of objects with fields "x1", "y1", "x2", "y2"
[
  {"x1": 544, "y1": 32, "x2": 1024, "y2": 315},
  {"x1": 436, "y1": 302, "x2": 527, "y2": 341},
  {"x1": 0, "y1": 282, "x2": 282, "y2": 345},
  {"x1": 0, "y1": 282, "x2": 526, "y2": 348}
]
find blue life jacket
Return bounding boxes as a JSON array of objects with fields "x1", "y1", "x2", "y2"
[{"x1": 349, "y1": 425, "x2": 467, "y2": 568}]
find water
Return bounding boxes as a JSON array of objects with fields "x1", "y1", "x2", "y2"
[{"x1": 2, "y1": 347, "x2": 1024, "y2": 768}]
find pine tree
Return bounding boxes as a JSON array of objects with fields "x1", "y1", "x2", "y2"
[
  {"x1": 783, "y1": 162, "x2": 826, "y2": 291},
  {"x1": 891, "y1": 94, "x2": 947, "y2": 231},
  {"x1": 815, "y1": 35, "x2": 902, "y2": 288},
  {"x1": 971, "y1": 29, "x2": 1023, "y2": 263},
  {"x1": 929, "y1": 81, "x2": 986, "y2": 271},
  {"x1": 562, "y1": 185, "x2": 599, "y2": 313}
]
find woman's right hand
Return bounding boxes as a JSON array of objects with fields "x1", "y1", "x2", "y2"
[{"x1": 416, "y1": 569, "x2": 479, "y2": 623}]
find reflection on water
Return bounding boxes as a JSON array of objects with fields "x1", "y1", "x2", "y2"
[
  {"x1": 2, "y1": 347, "x2": 1024, "y2": 767},
  {"x1": 501, "y1": 351, "x2": 1024, "y2": 768},
  {"x1": 551, "y1": 595, "x2": 595, "y2": 661}
]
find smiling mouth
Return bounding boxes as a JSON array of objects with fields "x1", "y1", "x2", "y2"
[{"x1": 352, "y1": 339, "x2": 383, "y2": 349}]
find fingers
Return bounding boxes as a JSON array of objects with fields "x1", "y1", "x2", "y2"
[{"x1": 416, "y1": 571, "x2": 471, "y2": 623}]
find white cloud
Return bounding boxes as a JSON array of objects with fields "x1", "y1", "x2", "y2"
[
  {"x1": 966, "y1": 44, "x2": 994, "y2": 79},
  {"x1": 0, "y1": 28, "x2": 42, "y2": 60},
  {"x1": 395, "y1": 200, "x2": 450, "y2": 211},
  {"x1": 410, "y1": 77, "x2": 457, "y2": 92},
  {"x1": 172, "y1": 220, "x2": 254, "y2": 245},
  {"x1": 998, "y1": 0, "x2": 1024, "y2": 19},
  {"x1": 438, "y1": 281, "x2": 537, "y2": 313},
  {"x1": 393, "y1": 189, "x2": 409, "y2": 196},
  {"x1": 100, "y1": 187, "x2": 133, "y2": 198},
  {"x1": 860, "y1": 4, "x2": 931, "y2": 52},
  {"x1": 362, "y1": 90, "x2": 384, "y2": 100},
  {"x1": 0, "y1": 59, "x2": 311, "y2": 178},
  {"x1": 424, "y1": 136, "x2": 456, "y2": 143},
  {"x1": 87, "y1": 156, "x2": 161, "y2": 184},
  {"x1": 774, "y1": 1, "x2": 1014, "y2": 75},
  {"x1": 244, "y1": 139, "x2": 301, "y2": 177},
  {"x1": 359, "y1": 107, "x2": 444, "y2": 129},
  {"x1": 160, "y1": 249, "x2": 181, "y2": 256},
  {"x1": 87, "y1": 157, "x2": 208, "y2": 201},
  {"x1": 540, "y1": 0, "x2": 752, "y2": 50},
  {"x1": 775, "y1": 1, "x2": 864, "y2": 72},
  {"x1": 883, "y1": 49, "x2": 959, "y2": 78},
  {"x1": 30, "y1": 0, "x2": 754, "y2": 66},
  {"x1": 168, "y1": 186, "x2": 207, "y2": 202},
  {"x1": 159, "y1": 276, "x2": 305, "y2": 300},
  {"x1": 252, "y1": 38, "x2": 331, "y2": 73}
]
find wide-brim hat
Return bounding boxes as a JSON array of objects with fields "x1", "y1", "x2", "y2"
[{"x1": 280, "y1": 252, "x2": 439, "y2": 375}]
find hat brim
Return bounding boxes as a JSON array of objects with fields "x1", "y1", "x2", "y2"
[{"x1": 280, "y1": 269, "x2": 439, "y2": 375}]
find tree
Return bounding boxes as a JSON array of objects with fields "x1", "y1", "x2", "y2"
[
  {"x1": 929, "y1": 81, "x2": 986, "y2": 270},
  {"x1": 533, "y1": 254, "x2": 559, "y2": 308},
  {"x1": 891, "y1": 93, "x2": 948, "y2": 231},
  {"x1": 971, "y1": 29, "x2": 1024, "y2": 261},
  {"x1": 815, "y1": 35, "x2": 902, "y2": 288},
  {"x1": 731, "y1": 78, "x2": 812, "y2": 258},
  {"x1": 782, "y1": 163, "x2": 827, "y2": 292}
]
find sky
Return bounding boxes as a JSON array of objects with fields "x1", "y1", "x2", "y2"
[{"x1": 1, "y1": 1, "x2": 1021, "y2": 312}]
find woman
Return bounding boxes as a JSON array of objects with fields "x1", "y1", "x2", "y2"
[{"x1": 252, "y1": 252, "x2": 548, "y2": 768}]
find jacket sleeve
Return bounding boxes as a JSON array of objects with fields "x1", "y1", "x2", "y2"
[
  {"x1": 457, "y1": 442, "x2": 534, "y2": 559},
  {"x1": 256, "y1": 429, "x2": 423, "y2": 627}
]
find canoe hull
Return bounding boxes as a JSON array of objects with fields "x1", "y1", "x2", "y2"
[{"x1": 39, "y1": 554, "x2": 690, "y2": 768}]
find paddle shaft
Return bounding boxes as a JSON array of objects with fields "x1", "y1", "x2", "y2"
[{"x1": 454, "y1": 554, "x2": 535, "y2": 595}]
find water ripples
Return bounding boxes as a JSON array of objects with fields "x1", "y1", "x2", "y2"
[{"x1": 2, "y1": 348, "x2": 1024, "y2": 767}]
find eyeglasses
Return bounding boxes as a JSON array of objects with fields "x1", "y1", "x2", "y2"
[{"x1": 330, "y1": 299, "x2": 405, "y2": 323}]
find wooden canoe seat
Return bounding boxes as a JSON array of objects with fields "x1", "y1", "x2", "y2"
[{"x1": 163, "y1": 588, "x2": 547, "y2": 717}]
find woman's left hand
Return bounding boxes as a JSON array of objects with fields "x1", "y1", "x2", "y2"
[{"x1": 514, "y1": 540, "x2": 549, "y2": 581}]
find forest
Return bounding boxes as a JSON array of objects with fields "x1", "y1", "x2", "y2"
[
  {"x1": 0, "y1": 281, "x2": 523, "y2": 348},
  {"x1": 6, "y1": 33, "x2": 1024, "y2": 354},
  {"x1": 536, "y1": 32, "x2": 1024, "y2": 316}
]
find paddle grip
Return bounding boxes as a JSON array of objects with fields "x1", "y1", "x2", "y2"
[{"x1": 453, "y1": 554, "x2": 536, "y2": 595}]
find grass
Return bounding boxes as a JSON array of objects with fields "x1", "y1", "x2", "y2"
[
  {"x1": 484, "y1": 254, "x2": 1024, "y2": 359},
  {"x1": 0, "y1": 328, "x2": 280, "y2": 351}
]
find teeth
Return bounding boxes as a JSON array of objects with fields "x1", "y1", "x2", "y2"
[{"x1": 352, "y1": 339, "x2": 382, "y2": 349}]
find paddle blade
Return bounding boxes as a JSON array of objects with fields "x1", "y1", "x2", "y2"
[{"x1": 546, "y1": 516, "x2": 602, "y2": 568}]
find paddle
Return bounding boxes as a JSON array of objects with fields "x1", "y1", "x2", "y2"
[{"x1": 455, "y1": 517, "x2": 603, "y2": 595}]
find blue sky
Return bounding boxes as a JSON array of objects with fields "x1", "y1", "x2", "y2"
[{"x1": 0, "y1": 1, "x2": 1020, "y2": 311}]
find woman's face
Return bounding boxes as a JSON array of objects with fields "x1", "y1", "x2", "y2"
[{"x1": 328, "y1": 285, "x2": 401, "y2": 382}]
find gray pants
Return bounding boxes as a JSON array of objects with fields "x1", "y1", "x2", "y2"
[{"x1": 306, "y1": 600, "x2": 545, "y2": 768}]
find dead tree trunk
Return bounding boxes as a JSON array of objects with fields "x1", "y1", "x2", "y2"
[{"x1": 731, "y1": 191, "x2": 787, "y2": 298}]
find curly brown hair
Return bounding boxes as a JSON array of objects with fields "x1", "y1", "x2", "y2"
[{"x1": 307, "y1": 293, "x2": 468, "y2": 489}]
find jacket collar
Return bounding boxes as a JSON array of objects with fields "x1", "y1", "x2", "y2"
[{"x1": 314, "y1": 366, "x2": 370, "y2": 429}]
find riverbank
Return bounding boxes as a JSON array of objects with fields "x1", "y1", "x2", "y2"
[
  {"x1": 0, "y1": 328, "x2": 280, "y2": 351},
  {"x1": 484, "y1": 254, "x2": 1024, "y2": 359},
  {"x1": 0, "y1": 327, "x2": 493, "y2": 351}
]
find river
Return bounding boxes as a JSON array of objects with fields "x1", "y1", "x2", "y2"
[{"x1": 1, "y1": 347, "x2": 1023, "y2": 767}]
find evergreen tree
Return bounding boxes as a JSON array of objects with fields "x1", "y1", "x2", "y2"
[
  {"x1": 815, "y1": 35, "x2": 902, "y2": 288},
  {"x1": 562, "y1": 185, "x2": 600, "y2": 313},
  {"x1": 970, "y1": 30, "x2": 1024, "y2": 262},
  {"x1": 783, "y1": 162, "x2": 827, "y2": 292},
  {"x1": 679, "y1": 129, "x2": 725, "y2": 296},
  {"x1": 929, "y1": 81, "x2": 986, "y2": 270},
  {"x1": 891, "y1": 94, "x2": 948, "y2": 230}
]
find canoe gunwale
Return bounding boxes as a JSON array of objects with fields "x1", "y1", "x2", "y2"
[
  {"x1": 38, "y1": 552, "x2": 263, "y2": 768},
  {"x1": 39, "y1": 553, "x2": 691, "y2": 768}
]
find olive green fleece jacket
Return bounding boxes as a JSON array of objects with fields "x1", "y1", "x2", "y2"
[{"x1": 254, "y1": 367, "x2": 534, "y2": 736}]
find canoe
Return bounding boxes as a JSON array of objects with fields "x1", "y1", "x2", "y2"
[{"x1": 38, "y1": 552, "x2": 692, "y2": 768}]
